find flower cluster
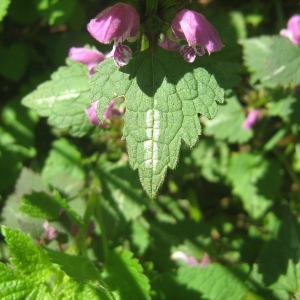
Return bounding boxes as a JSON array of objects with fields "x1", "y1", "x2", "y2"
[
  {"x1": 280, "y1": 15, "x2": 300, "y2": 47},
  {"x1": 87, "y1": 2, "x2": 223, "y2": 66},
  {"x1": 87, "y1": 3, "x2": 140, "y2": 67}
]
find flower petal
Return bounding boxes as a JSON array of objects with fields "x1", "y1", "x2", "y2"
[
  {"x1": 87, "y1": 3, "x2": 140, "y2": 44},
  {"x1": 113, "y1": 43, "x2": 132, "y2": 67},
  {"x1": 179, "y1": 45, "x2": 197, "y2": 62},
  {"x1": 172, "y1": 9, "x2": 223, "y2": 54},
  {"x1": 69, "y1": 47, "x2": 105, "y2": 73},
  {"x1": 85, "y1": 101, "x2": 106, "y2": 127}
]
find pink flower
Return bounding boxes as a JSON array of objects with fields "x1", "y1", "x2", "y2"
[
  {"x1": 171, "y1": 9, "x2": 223, "y2": 62},
  {"x1": 280, "y1": 15, "x2": 300, "y2": 46},
  {"x1": 159, "y1": 35, "x2": 181, "y2": 52},
  {"x1": 171, "y1": 251, "x2": 198, "y2": 266},
  {"x1": 69, "y1": 47, "x2": 105, "y2": 75},
  {"x1": 87, "y1": 3, "x2": 140, "y2": 67},
  {"x1": 200, "y1": 253, "x2": 211, "y2": 268},
  {"x1": 85, "y1": 101, "x2": 106, "y2": 127},
  {"x1": 85, "y1": 99, "x2": 124, "y2": 127},
  {"x1": 43, "y1": 221, "x2": 57, "y2": 241},
  {"x1": 243, "y1": 109, "x2": 259, "y2": 130}
]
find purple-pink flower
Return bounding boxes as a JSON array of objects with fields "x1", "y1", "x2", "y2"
[
  {"x1": 171, "y1": 9, "x2": 223, "y2": 62},
  {"x1": 171, "y1": 251, "x2": 198, "y2": 266},
  {"x1": 85, "y1": 99, "x2": 123, "y2": 127},
  {"x1": 243, "y1": 109, "x2": 260, "y2": 130},
  {"x1": 69, "y1": 47, "x2": 105, "y2": 75},
  {"x1": 280, "y1": 15, "x2": 300, "y2": 46},
  {"x1": 87, "y1": 3, "x2": 140, "y2": 67},
  {"x1": 43, "y1": 221, "x2": 57, "y2": 241}
]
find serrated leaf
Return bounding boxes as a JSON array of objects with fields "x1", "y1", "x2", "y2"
[
  {"x1": 0, "y1": 0, "x2": 11, "y2": 21},
  {"x1": 241, "y1": 36, "x2": 300, "y2": 86},
  {"x1": 1, "y1": 226, "x2": 57, "y2": 282},
  {"x1": 227, "y1": 153, "x2": 282, "y2": 219},
  {"x1": 45, "y1": 248, "x2": 101, "y2": 282},
  {"x1": 0, "y1": 263, "x2": 37, "y2": 299},
  {"x1": 202, "y1": 94, "x2": 253, "y2": 143},
  {"x1": 105, "y1": 246, "x2": 151, "y2": 300},
  {"x1": 177, "y1": 264, "x2": 248, "y2": 300},
  {"x1": 22, "y1": 59, "x2": 95, "y2": 137},
  {"x1": 20, "y1": 191, "x2": 61, "y2": 220},
  {"x1": 91, "y1": 47, "x2": 232, "y2": 198},
  {"x1": 240, "y1": 36, "x2": 273, "y2": 85},
  {"x1": 42, "y1": 138, "x2": 85, "y2": 197}
]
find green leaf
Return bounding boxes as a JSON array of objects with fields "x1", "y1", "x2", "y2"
[
  {"x1": 20, "y1": 191, "x2": 61, "y2": 220},
  {"x1": 91, "y1": 47, "x2": 233, "y2": 198},
  {"x1": 0, "y1": 0, "x2": 11, "y2": 22},
  {"x1": 227, "y1": 153, "x2": 281, "y2": 219},
  {"x1": 240, "y1": 36, "x2": 273, "y2": 85},
  {"x1": 202, "y1": 94, "x2": 253, "y2": 143},
  {"x1": 96, "y1": 161, "x2": 148, "y2": 221},
  {"x1": 0, "y1": 263, "x2": 37, "y2": 299},
  {"x1": 35, "y1": 0, "x2": 77, "y2": 26},
  {"x1": 258, "y1": 209, "x2": 300, "y2": 289},
  {"x1": 177, "y1": 264, "x2": 248, "y2": 299},
  {"x1": 187, "y1": 138, "x2": 229, "y2": 182},
  {"x1": 19, "y1": 191, "x2": 83, "y2": 227},
  {"x1": 1, "y1": 226, "x2": 57, "y2": 281},
  {"x1": 22, "y1": 59, "x2": 96, "y2": 137},
  {"x1": 241, "y1": 36, "x2": 300, "y2": 86},
  {"x1": 45, "y1": 248, "x2": 101, "y2": 282},
  {"x1": 42, "y1": 138, "x2": 85, "y2": 197},
  {"x1": 105, "y1": 246, "x2": 151, "y2": 300}
]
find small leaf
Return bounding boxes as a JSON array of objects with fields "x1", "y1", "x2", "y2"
[
  {"x1": 105, "y1": 247, "x2": 151, "y2": 300},
  {"x1": 91, "y1": 47, "x2": 234, "y2": 198},
  {"x1": 202, "y1": 94, "x2": 253, "y2": 143},
  {"x1": 45, "y1": 248, "x2": 101, "y2": 282},
  {"x1": 177, "y1": 264, "x2": 248, "y2": 299},
  {"x1": 241, "y1": 36, "x2": 300, "y2": 86},
  {"x1": 227, "y1": 153, "x2": 282, "y2": 219},
  {"x1": 22, "y1": 59, "x2": 96, "y2": 137}
]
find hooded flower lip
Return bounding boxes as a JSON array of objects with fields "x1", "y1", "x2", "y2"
[
  {"x1": 69, "y1": 47, "x2": 105, "y2": 75},
  {"x1": 171, "y1": 9, "x2": 223, "y2": 62},
  {"x1": 280, "y1": 14, "x2": 300, "y2": 46},
  {"x1": 87, "y1": 3, "x2": 139, "y2": 44},
  {"x1": 87, "y1": 3, "x2": 140, "y2": 67}
]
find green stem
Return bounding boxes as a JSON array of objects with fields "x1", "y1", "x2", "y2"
[
  {"x1": 75, "y1": 190, "x2": 97, "y2": 256},
  {"x1": 94, "y1": 191, "x2": 109, "y2": 260},
  {"x1": 141, "y1": 34, "x2": 149, "y2": 51}
]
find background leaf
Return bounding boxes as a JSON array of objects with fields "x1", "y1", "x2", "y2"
[{"x1": 22, "y1": 59, "x2": 97, "y2": 137}]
